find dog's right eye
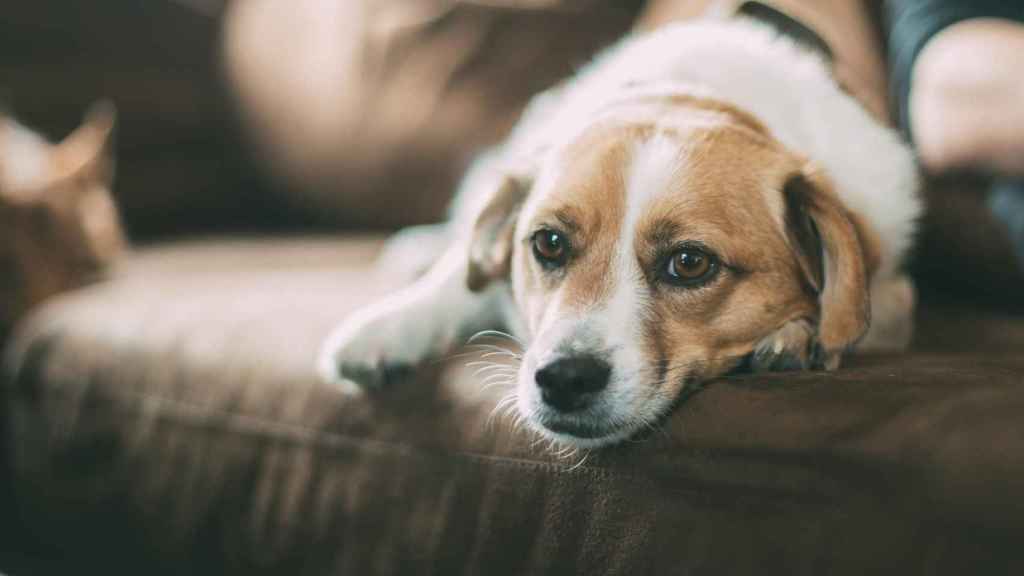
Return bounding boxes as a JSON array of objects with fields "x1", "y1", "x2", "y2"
[{"x1": 532, "y1": 229, "x2": 569, "y2": 268}]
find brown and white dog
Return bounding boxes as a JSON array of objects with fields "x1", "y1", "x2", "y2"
[{"x1": 319, "y1": 18, "x2": 920, "y2": 447}]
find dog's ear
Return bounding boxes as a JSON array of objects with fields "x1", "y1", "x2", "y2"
[
  {"x1": 782, "y1": 165, "x2": 871, "y2": 369},
  {"x1": 466, "y1": 167, "x2": 532, "y2": 292}
]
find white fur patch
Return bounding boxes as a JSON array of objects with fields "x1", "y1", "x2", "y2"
[
  {"x1": 600, "y1": 137, "x2": 686, "y2": 429},
  {"x1": 624, "y1": 136, "x2": 682, "y2": 236},
  {"x1": 1, "y1": 120, "x2": 51, "y2": 193},
  {"x1": 604, "y1": 135, "x2": 682, "y2": 344}
]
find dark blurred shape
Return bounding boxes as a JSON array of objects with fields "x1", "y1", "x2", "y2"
[
  {"x1": 913, "y1": 174, "x2": 1024, "y2": 310},
  {"x1": 0, "y1": 0, "x2": 299, "y2": 241}
]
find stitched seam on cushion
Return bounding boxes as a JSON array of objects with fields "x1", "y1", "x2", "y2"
[
  {"x1": 15, "y1": 348, "x2": 1024, "y2": 506},
  {"x1": 19, "y1": 378, "x2": 861, "y2": 508}
]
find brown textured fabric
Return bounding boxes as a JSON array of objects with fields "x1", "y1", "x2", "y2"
[{"x1": 3, "y1": 237, "x2": 1024, "y2": 575}]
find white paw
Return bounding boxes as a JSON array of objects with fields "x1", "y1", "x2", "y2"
[
  {"x1": 317, "y1": 302, "x2": 440, "y2": 389},
  {"x1": 751, "y1": 319, "x2": 816, "y2": 372}
]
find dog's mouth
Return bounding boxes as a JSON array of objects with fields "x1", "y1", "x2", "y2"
[
  {"x1": 538, "y1": 416, "x2": 622, "y2": 440},
  {"x1": 530, "y1": 410, "x2": 648, "y2": 447}
]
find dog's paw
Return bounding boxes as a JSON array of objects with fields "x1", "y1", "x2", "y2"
[
  {"x1": 317, "y1": 305, "x2": 438, "y2": 390},
  {"x1": 751, "y1": 319, "x2": 815, "y2": 372}
]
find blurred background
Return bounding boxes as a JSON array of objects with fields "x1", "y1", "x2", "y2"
[
  {"x1": 0, "y1": 0, "x2": 642, "y2": 241},
  {"x1": 1, "y1": 0, "x2": 292, "y2": 240},
  {"x1": 1, "y1": 0, "x2": 1022, "y2": 303}
]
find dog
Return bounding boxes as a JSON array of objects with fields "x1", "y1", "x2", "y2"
[{"x1": 318, "y1": 17, "x2": 920, "y2": 447}]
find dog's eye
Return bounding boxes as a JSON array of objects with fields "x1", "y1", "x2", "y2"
[
  {"x1": 665, "y1": 247, "x2": 717, "y2": 285},
  {"x1": 532, "y1": 229, "x2": 569, "y2": 267}
]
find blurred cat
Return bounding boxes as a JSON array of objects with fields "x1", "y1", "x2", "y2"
[{"x1": 0, "y1": 102, "x2": 124, "y2": 334}]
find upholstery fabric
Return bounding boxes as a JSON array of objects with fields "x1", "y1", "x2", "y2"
[{"x1": 3, "y1": 237, "x2": 1024, "y2": 575}]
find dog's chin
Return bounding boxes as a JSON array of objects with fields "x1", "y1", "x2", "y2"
[
  {"x1": 515, "y1": 382, "x2": 678, "y2": 448},
  {"x1": 537, "y1": 423, "x2": 639, "y2": 449},
  {"x1": 526, "y1": 412, "x2": 642, "y2": 448}
]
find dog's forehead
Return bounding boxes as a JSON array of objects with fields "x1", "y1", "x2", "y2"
[{"x1": 526, "y1": 115, "x2": 791, "y2": 243}]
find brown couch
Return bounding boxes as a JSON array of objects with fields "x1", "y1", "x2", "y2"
[
  {"x1": 3, "y1": 1, "x2": 1024, "y2": 575},
  {"x1": 3, "y1": 236, "x2": 1024, "y2": 576}
]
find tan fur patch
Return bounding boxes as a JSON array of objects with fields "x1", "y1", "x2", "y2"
[
  {"x1": 632, "y1": 125, "x2": 820, "y2": 383},
  {"x1": 528, "y1": 123, "x2": 639, "y2": 309},
  {"x1": 846, "y1": 208, "x2": 882, "y2": 277}
]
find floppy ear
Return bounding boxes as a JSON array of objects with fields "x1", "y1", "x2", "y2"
[
  {"x1": 782, "y1": 165, "x2": 870, "y2": 369},
  {"x1": 465, "y1": 168, "x2": 532, "y2": 292}
]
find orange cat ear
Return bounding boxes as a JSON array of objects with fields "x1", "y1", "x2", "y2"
[{"x1": 52, "y1": 101, "x2": 116, "y2": 183}]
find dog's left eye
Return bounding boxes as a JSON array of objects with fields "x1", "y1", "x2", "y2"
[
  {"x1": 532, "y1": 229, "x2": 569, "y2": 268},
  {"x1": 664, "y1": 247, "x2": 717, "y2": 286}
]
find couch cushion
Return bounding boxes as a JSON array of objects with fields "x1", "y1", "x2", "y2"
[{"x1": 3, "y1": 236, "x2": 1024, "y2": 575}]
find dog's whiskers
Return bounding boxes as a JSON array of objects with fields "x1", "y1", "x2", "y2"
[
  {"x1": 477, "y1": 368, "x2": 518, "y2": 380},
  {"x1": 479, "y1": 374, "x2": 516, "y2": 391},
  {"x1": 466, "y1": 359, "x2": 517, "y2": 369},
  {"x1": 480, "y1": 349, "x2": 521, "y2": 360},
  {"x1": 554, "y1": 443, "x2": 577, "y2": 459},
  {"x1": 479, "y1": 369, "x2": 517, "y2": 382},
  {"x1": 463, "y1": 341, "x2": 524, "y2": 431},
  {"x1": 466, "y1": 343, "x2": 521, "y2": 356},
  {"x1": 467, "y1": 329, "x2": 525, "y2": 347},
  {"x1": 436, "y1": 343, "x2": 522, "y2": 364},
  {"x1": 566, "y1": 449, "x2": 591, "y2": 472},
  {"x1": 509, "y1": 409, "x2": 530, "y2": 436},
  {"x1": 486, "y1": 392, "x2": 519, "y2": 429},
  {"x1": 468, "y1": 362, "x2": 517, "y2": 378},
  {"x1": 478, "y1": 377, "x2": 517, "y2": 392}
]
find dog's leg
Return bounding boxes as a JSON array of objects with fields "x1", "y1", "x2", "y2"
[
  {"x1": 317, "y1": 243, "x2": 507, "y2": 389},
  {"x1": 373, "y1": 223, "x2": 451, "y2": 285}
]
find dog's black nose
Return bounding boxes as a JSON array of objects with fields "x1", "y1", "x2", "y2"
[{"x1": 535, "y1": 356, "x2": 611, "y2": 412}]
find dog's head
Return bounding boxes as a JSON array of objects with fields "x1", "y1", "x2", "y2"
[{"x1": 467, "y1": 93, "x2": 878, "y2": 446}]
